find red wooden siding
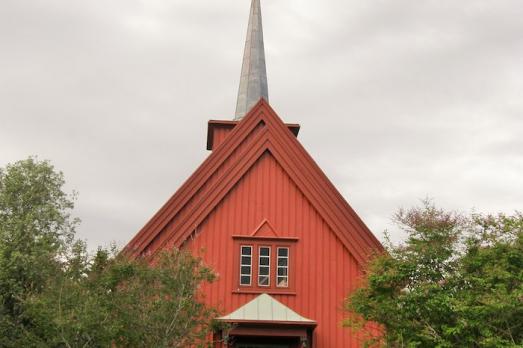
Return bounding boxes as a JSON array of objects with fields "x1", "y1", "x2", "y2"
[
  {"x1": 125, "y1": 100, "x2": 384, "y2": 347},
  {"x1": 185, "y1": 152, "x2": 363, "y2": 347},
  {"x1": 127, "y1": 101, "x2": 381, "y2": 262},
  {"x1": 207, "y1": 120, "x2": 301, "y2": 151},
  {"x1": 212, "y1": 125, "x2": 234, "y2": 150},
  {"x1": 140, "y1": 121, "x2": 266, "y2": 255},
  {"x1": 207, "y1": 121, "x2": 237, "y2": 151}
]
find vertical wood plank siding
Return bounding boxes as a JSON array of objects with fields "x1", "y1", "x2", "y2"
[
  {"x1": 144, "y1": 122, "x2": 266, "y2": 253},
  {"x1": 125, "y1": 101, "x2": 383, "y2": 347},
  {"x1": 212, "y1": 126, "x2": 234, "y2": 150},
  {"x1": 186, "y1": 152, "x2": 362, "y2": 347}
]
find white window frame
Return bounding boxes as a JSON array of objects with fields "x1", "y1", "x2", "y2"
[
  {"x1": 240, "y1": 245, "x2": 253, "y2": 286},
  {"x1": 258, "y1": 246, "x2": 271, "y2": 287},
  {"x1": 276, "y1": 247, "x2": 289, "y2": 288}
]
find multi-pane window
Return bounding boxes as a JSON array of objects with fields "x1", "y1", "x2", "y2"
[
  {"x1": 277, "y1": 247, "x2": 289, "y2": 287},
  {"x1": 258, "y1": 246, "x2": 271, "y2": 286},
  {"x1": 240, "y1": 246, "x2": 253, "y2": 286},
  {"x1": 236, "y1": 241, "x2": 294, "y2": 291}
]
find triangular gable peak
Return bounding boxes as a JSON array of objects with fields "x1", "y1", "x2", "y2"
[
  {"x1": 251, "y1": 219, "x2": 279, "y2": 238},
  {"x1": 125, "y1": 99, "x2": 383, "y2": 264}
]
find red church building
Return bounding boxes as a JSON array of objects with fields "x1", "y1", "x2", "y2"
[{"x1": 125, "y1": 1, "x2": 383, "y2": 347}]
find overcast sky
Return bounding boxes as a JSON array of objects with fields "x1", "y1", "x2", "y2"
[{"x1": 1, "y1": 0, "x2": 522, "y2": 250}]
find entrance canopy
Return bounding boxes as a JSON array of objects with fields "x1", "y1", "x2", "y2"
[
  {"x1": 219, "y1": 293, "x2": 315, "y2": 323},
  {"x1": 217, "y1": 294, "x2": 316, "y2": 347}
]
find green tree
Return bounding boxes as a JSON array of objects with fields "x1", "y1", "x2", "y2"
[
  {"x1": 27, "y1": 248, "x2": 216, "y2": 348},
  {"x1": 0, "y1": 157, "x2": 77, "y2": 345},
  {"x1": 345, "y1": 201, "x2": 523, "y2": 348},
  {"x1": 0, "y1": 158, "x2": 217, "y2": 347}
]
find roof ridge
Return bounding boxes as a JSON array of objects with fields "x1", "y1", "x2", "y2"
[{"x1": 125, "y1": 100, "x2": 383, "y2": 263}]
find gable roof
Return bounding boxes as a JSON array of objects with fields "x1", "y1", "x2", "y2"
[
  {"x1": 218, "y1": 293, "x2": 315, "y2": 324},
  {"x1": 124, "y1": 99, "x2": 383, "y2": 264}
]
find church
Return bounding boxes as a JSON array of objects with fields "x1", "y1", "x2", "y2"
[{"x1": 125, "y1": 1, "x2": 383, "y2": 347}]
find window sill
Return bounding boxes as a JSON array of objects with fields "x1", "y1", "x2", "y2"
[{"x1": 232, "y1": 289, "x2": 297, "y2": 296}]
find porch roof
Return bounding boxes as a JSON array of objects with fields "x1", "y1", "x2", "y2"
[{"x1": 218, "y1": 293, "x2": 316, "y2": 324}]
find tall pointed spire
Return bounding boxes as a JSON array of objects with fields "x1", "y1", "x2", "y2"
[{"x1": 234, "y1": 0, "x2": 268, "y2": 120}]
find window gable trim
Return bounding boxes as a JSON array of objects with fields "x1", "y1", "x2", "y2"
[{"x1": 232, "y1": 235, "x2": 299, "y2": 242}]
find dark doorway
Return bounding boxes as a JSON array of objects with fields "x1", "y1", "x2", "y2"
[
  {"x1": 235, "y1": 336, "x2": 299, "y2": 348},
  {"x1": 236, "y1": 345, "x2": 288, "y2": 348}
]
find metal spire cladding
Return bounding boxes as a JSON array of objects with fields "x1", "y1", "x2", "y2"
[{"x1": 234, "y1": 0, "x2": 268, "y2": 120}]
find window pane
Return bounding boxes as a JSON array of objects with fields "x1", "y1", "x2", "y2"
[
  {"x1": 241, "y1": 246, "x2": 252, "y2": 255},
  {"x1": 240, "y1": 276, "x2": 251, "y2": 285},
  {"x1": 259, "y1": 266, "x2": 269, "y2": 276},
  {"x1": 278, "y1": 248, "x2": 289, "y2": 257},
  {"x1": 277, "y1": 277, "x2": 288, "y2": 287},
  {"x1": 241, "y1": 266, "x2": 251, "y2": 275},
  {"x1": 278, "y1": 268, "x2": 288, "y2": 276},
  {"x1": 260, "y1": 247, "x2": 270, "y2": 256},
  {"x1": 260, "y1": 257, "x2": 269, "y2": 266},
  {"x1": 241, "y1": 256, "x2": 251, "y2": 265},
  {"x1": 278, "y1": 258, "x2": 288, "y2": 267},
  {"x1": 259, "y1": 276, "x2": 269, "y2": 286}
]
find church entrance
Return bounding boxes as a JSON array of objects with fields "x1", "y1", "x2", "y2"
[
  {"x1": 235, "y1": 336, "x2": 299, "y2": 348},
  {"x1": 217, "y1": 294, "x2": 316, "y2": 348},
  {"x1": 236, "y1": 345, "x2": 290, "y2": 348}
]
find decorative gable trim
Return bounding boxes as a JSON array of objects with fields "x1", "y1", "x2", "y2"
[
  {"x1": 250, "y1": 219, "x2": 278, "y2": 237},
  {"x1": 125, "y1": 99, "x2": 383, "y2": 265},
  {"x1": 232, "y1": 236, "x2": 299, "y2": 242}
]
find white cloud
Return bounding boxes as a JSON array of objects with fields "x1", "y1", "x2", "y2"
[{"x1": 1, "y1": 0, "x2": 521, "y2": 249}]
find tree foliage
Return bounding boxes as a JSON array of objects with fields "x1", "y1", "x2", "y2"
[
  {"x1": 25, "y1": 248, "x2": 216, "y2": 348},
  {"x1": 0, "y1": 158, "x2": 216, "y2": 347},
  {"x1": 345, "y1": 201, "x2": 523, "y2": 347},
  {"x1": 0, "y1": 157, "x2": 78, "y2": 344}
]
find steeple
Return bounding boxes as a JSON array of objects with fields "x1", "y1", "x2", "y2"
[{"x1": 234, "y1": 0, "x2": 268, "y2": 120}]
